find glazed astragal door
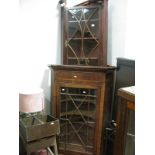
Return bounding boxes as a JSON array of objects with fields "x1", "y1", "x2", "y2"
[
  {"x1": 64, "y1": 6, "x2": 103, "y2": 66},
  {"x1": 58, "y1": 87, "x2": 97, "y2": 154}
]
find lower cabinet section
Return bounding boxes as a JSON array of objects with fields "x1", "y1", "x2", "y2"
[{"x1": 49, "y1": 65, "x2": 116, "y2": 155}]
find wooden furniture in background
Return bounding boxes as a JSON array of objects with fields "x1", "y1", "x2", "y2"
[
  {"x1": 114, "y1": 86, "x2": 135, "y2": 155},
  {"x1": 113, "y1": 58, "x2": 135, "y2": 119},
  {"x1": 62, "y1": 1, "x2": 108, "y2": 66},
  {"x1": 49, "y1": 64, "x2": 116, "y2": 155},
  {"x1": 103, "y1": 58, "x2": 135, "y2": 155}
]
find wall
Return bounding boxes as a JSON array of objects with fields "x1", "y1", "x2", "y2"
[
  {"x1": 18, "y1": 0, "x2": 61, "y2": 114},
  {"x1": 108, "y1": 0, "x2": 128, "y2": 65}
]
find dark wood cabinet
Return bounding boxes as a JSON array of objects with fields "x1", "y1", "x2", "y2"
[
  {"x1": 49, "y1": 1, "x2": 113, "y2": 155},
  {"x1": 49, "y1": 65, "x2": 116, "y2": 155},
  {"x1": 114, "y1": 86, "x2": 135, "y2": 155},
  {"x1": 62, "y1": 2, "x2": 108, "y2": 66}
]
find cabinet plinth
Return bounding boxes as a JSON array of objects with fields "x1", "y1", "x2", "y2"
[{"x1": 49, "y1": 65, "x2": 116, "y2": 155}]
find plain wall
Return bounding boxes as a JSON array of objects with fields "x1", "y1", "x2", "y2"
[{"x1": 18, "y1": 0, "x2": 61, "y2": 114}]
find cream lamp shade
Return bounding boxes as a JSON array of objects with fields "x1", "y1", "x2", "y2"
[{"x1": 19, "y1": 88, "x2": 44, "y2": 113}]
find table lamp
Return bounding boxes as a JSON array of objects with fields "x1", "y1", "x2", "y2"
[{"x1": 19, "y1": 88, "x2": 44, "y2": 114}]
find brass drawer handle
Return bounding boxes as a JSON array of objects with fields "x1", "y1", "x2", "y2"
[{"x1": 73, "y1": 75, "x2": 77, "y2": 78}]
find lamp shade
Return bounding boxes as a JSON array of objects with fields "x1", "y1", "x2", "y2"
[{"x1": 19, "y1": 88, "x2": 44, "y2": 113}]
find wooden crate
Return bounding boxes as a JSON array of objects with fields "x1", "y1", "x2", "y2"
[{"x1": 19, "y1": 114, "x2": 60, "y2": 142}]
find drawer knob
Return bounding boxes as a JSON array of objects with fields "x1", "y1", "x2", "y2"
[{"x1": 73, "y1": 75, "x2": 77, "y2": 78}]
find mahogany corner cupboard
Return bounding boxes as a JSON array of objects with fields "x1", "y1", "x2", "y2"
[
  {"x1": 49, "y1": 65, "x2": 116, "y2": 155},
  {"x1": 62, "y1": 1, "x2": 108, "y2": 66}
]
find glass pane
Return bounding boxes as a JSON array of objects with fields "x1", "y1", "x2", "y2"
[
  {"x1": 83, "y1": 8, "x2": 99, "y2": 20},
  {"x1": 66, "y1": 7, "x2": 100, "y2": 66},
  {"x1": 67, "y1": 39, "x2": 81, "y2": 57},
  {"x1": 59, "y1": 87, "x2": 97, "y2": 153},
  {"x1": 125, "y1": 110, "x2": 135, "y2": 155},
  {"x1": 68, "y1": 9, "x2": 82, "y2": 21},
  {"x1": 68, "y1": 22, "x2": 81, "y2": 38},
  {"x1": 87, "y1": 20, "x2": 99, "y2": 38},
  {"x1": 83, "y1": 39, "x2": 98, "y2": 56}
]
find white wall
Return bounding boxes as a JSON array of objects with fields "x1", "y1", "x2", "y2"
[
  {"x1": 18, "y1": 0, "x2": 61, "y2": 114},
  {"x1": 108, "y1": 0, "x2": 132, "y2": 65}
]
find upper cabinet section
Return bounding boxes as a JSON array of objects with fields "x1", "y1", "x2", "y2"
[{"x1": 62, "y1": 2, "x2": 108, "y2": 66}]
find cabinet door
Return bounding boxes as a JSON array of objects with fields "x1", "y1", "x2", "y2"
[
  {"x1": 63, "y1": 5, "x2": 105, "y2": 66},
  {"x1": 57, "y1": 86, "x2": 99, "y2": 154}
]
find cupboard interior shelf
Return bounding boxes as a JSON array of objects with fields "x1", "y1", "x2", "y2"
[
  {"x1": 60, "y1": 99, "x2": 96, "y2": 104},
  {"x1": 60, "y1": 93, "x2": 96, "y2": 97},
  {"x1": 67, "y1": 57, "x2": 98, "y2": 59},
  {"x1": 60, "y1": 110, "x2": 95, "y2": 118},
  {"x1": 60, "y1": 122, "x2": 95, "y2": 130},
  {"x1": 67, "y1": 38, "x2": 99, "y2": 40},
  {"x1": 68, "y1": 19, "x2": 99, "y2": 22}
]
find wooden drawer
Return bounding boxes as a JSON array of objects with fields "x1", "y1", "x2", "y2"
[{"x1": 55, "y1": 70, "x2": 105, "y2": 82}]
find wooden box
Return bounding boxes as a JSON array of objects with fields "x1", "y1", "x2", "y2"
[{"x1": 19, "y1": 114, "x2": 60, "y2": 142}]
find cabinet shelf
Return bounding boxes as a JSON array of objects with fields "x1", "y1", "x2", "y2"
[
  {"x1": 60, "y1": 98, "x2": 96, "y2": 104},
  {"x1": 67, "y1": 57, "x2": 98, "y2": 60},
  {"x1": 68, "y1": 19, "x2": 99, "y2": 23},
  {"x1": 68, "y1": 37, "x2": 99, "y2": 40},
  {"x1": 60, "y1": 93, "x2": 96, "y2": 98},
  {"x1": 60, "y1": 121, "x2": 95, "y2": 130},
  {"x1": 60, "y1": 110, "x2": 95, "y2": 119}
]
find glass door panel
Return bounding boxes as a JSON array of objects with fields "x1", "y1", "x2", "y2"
[
  {"x1": 66, "y1": 7, "x2": 100, "y2": 66},
  {"x1": 59, "y1": 87, "x2": 97, "y2": 153}
]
